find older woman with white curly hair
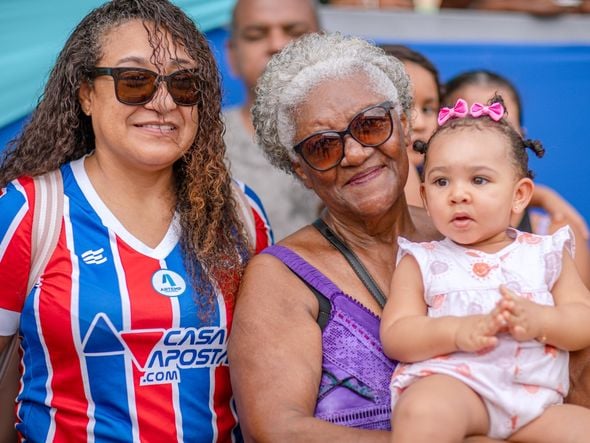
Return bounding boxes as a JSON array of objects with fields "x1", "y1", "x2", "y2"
[{"x1": 228, "y1": 33, "x2": 509, "y2": 442}]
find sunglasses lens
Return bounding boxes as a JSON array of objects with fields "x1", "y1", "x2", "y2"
[
  {"x1": 168, "y1": 70, "x2": 199, "y2": 105},
  {"x1": 350, "y1": 107, "x2": 392, "y2": 146},
  {"x1": 293, "y1": 103, "x2": 393, "y2": 171},
  {"x1": 116, "y1": 70, "x2": 158, "y2": 104},
  {"x1": 300, "y1": 133, "x2": 343, "y2": 171}
]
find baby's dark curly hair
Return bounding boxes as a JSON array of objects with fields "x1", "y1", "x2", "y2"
[
  {"x1": 413, "y1": 94, "x2": 544, "y2": 181},
  {"x1": 0, "y1": 0, "x2": 249, "y2": 316}
]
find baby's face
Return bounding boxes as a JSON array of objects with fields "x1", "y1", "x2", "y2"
[{"x1": 421, "y1": 127, "x2": 521, "y2": 251}]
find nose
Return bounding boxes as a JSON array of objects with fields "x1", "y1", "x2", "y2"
[
  {"x1": 339, "y1": 135, "x2": 372, "y2": 168},
  {"x1": 413, "y1": 108, "x2": 426, "y2": 131},
  {"x1": 449, "y1": 182, "x2": 471, "y2": 204},
  {"x1": 412, "y1": 108, "x2": 428, "y2": 141},
  {"x1": 145, "y1": 79, "x2": 177, "y2": 112}
]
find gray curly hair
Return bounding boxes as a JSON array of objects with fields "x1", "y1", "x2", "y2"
[{"x1": 252, "y1": 32, "x2": 412, "y2": 175}]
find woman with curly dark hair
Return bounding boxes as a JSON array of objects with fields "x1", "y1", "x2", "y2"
[{"x1": 0, "y1": 0, "x2": 270, "y2": 440}]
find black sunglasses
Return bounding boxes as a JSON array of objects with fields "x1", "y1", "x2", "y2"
[
  {"x1": 89, "y1": 67, "x2": 199, "y2": 106},
  {"x1": 293, "y1": 101, "x2": 395, "y2": 171}
]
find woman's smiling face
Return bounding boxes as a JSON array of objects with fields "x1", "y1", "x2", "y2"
[
  {"x1": 79, "y1": 19, "x2": 199, "y2": 173},
  {"x1": 292, "y1": 73, "x2": 410, "y2": 221}
]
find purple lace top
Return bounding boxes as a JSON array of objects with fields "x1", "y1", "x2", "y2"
[{"x1": 263, "y1": 245, "x2": 397, "y2": 430}]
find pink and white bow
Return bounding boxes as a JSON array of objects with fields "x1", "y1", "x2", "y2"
[
  {"x1": 469, "y1": 102, "x2": 505, "y2": 121},
  {"x1": 437, "y1": 98, "x2": 468, "y2": 125}
]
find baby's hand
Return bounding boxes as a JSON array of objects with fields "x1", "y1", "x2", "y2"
[
  {"x1": 497, "y1": 285, "x2": 545, "y2": 342},
  {"x1": 454, "y1": 310, "x2": 504, "y2": 353}
]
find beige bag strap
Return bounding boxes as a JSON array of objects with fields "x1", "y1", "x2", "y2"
[
  {"x1": 28, "y1": 169, "x2": 64, "y2": 292},
  {"x1": 0, "y1": 169, "x2": 63, "y2": 385},
  {"x1": 231, "y1": 181, "x2": 256, "y2": 251}
]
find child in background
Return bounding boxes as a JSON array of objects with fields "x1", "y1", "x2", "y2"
[
  {"x1": 380, "y1": 44, "x2": 441, "y2": 207},
  {"x1": 380, "y1": 96, "x2": 590, "y2": 442},
  {"x1": 444, "y1": 70, "x2": 524, "y2": 131},
  {"x1": 379, "y1": 45, "x2": 441, "y2": 171}
]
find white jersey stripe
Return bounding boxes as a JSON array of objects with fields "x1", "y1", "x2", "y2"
[
  {"x1": 160, "y1": 258, "x2": 185, "y2": 443},
  {"x1": 208, "y1": 366, "x2": 218, "y2": 443},
  {"x1": 110, "y1": 229, "x2": 140, "y2": 442},
  {"x1": 34, "y1": 283, "x2": 56, "y2": 441}
]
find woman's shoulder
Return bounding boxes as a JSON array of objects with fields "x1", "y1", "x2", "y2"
[
  {"x1": 246, "y1": 227, "x2": 322, "y2": 270},
  {"x1": 274, "y1": 225, "x2": 325, "y2": 252},
  {"x1": 242, "y1": 226, "x2": 328, "y2": 295},
  {"x1": 0, "y1": 176, "x2": 35, "y2": 224},
  {"x1": 238, "y1": 235, "x2": 321, "y2": 322},
  {"x1": 2, "y1": 175, "x2": 36, "y2": 194}
]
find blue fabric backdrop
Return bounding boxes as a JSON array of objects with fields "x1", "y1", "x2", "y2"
[{"x1": 0, "y1": 0, "x2": 236, "y2": 128}]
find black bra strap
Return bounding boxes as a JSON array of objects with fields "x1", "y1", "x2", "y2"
[
  {"x1": 293, "y1": 274, "x2": 332, "y2": 331},
  {"x1": 312, "y1": 218, "x2": 387, "y2": 308}
]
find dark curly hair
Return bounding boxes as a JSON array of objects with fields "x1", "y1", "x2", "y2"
[
  {"x1": 0, "y1": 0, "x2": 249, "y2": 315},
  {"x1": 413, "y1": 94, "x2": 544, "y2": 180}
]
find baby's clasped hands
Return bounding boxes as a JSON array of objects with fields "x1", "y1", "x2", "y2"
[{"x1": 497, "y1": 284, "x2": 548, "y2": 343}]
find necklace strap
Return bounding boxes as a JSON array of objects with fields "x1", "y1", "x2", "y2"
[{"x1": 312, "y1": 218, "x2": 387, "y2": 308}]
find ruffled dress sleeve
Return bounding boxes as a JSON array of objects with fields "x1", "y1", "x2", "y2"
[
  {"x1": 543, "y1": 225, "x2": 575, "y2": 289},
  {"x1": 396, "y1": 236, "x2": 430, "y2": 267}
]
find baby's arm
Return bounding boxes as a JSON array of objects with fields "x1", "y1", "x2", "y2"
[
  {"x1": 380, "y1": 255, "x2": 505, "y2": 362},
  {"x1": 499, "y1": 251, "x2": 590, "y2": 350}
]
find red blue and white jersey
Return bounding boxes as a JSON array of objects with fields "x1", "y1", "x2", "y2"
[{"x1": 0, "y1": 158, "x2": 272, "y2": 442}]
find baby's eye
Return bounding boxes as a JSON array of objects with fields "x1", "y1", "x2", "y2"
[
  {"x1": 433, "y1": 177, "x2": 448, "y2": 187},
  {"x1": 473, "y1": 176, "x2": 489, "y2": 185}
]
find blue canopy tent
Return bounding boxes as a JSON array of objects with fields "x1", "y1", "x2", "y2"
[{"x1": 0, "y1": 0, "x2": 241, "y2": 149}]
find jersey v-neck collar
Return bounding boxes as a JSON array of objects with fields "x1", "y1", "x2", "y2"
[{"x1": 70, "y1": 157, "x2": 179, "y2": 260}]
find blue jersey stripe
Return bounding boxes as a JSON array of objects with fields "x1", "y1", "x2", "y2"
[
  {"x1": 65, "y1": 163, "x2": 135, "y2": 441},
  {"x1": 16, "y1": 287, "x2": 52, "y2": 439}
]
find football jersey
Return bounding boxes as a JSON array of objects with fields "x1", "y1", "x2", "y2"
[{"x1": 0, "y1": 158, "x2": 271, "y2": 442}]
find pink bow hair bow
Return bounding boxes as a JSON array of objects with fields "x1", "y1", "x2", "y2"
[
  {"x1": 437, "y1": 98, "x2": 468, "y2": 125},
  {"x1": 470, "y1": 102, "x2": 505, "y2": 121}
]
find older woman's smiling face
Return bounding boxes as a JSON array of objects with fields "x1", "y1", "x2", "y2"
[{"x1": 292, "y1": 72, "x2": 410, "y2": 221}]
